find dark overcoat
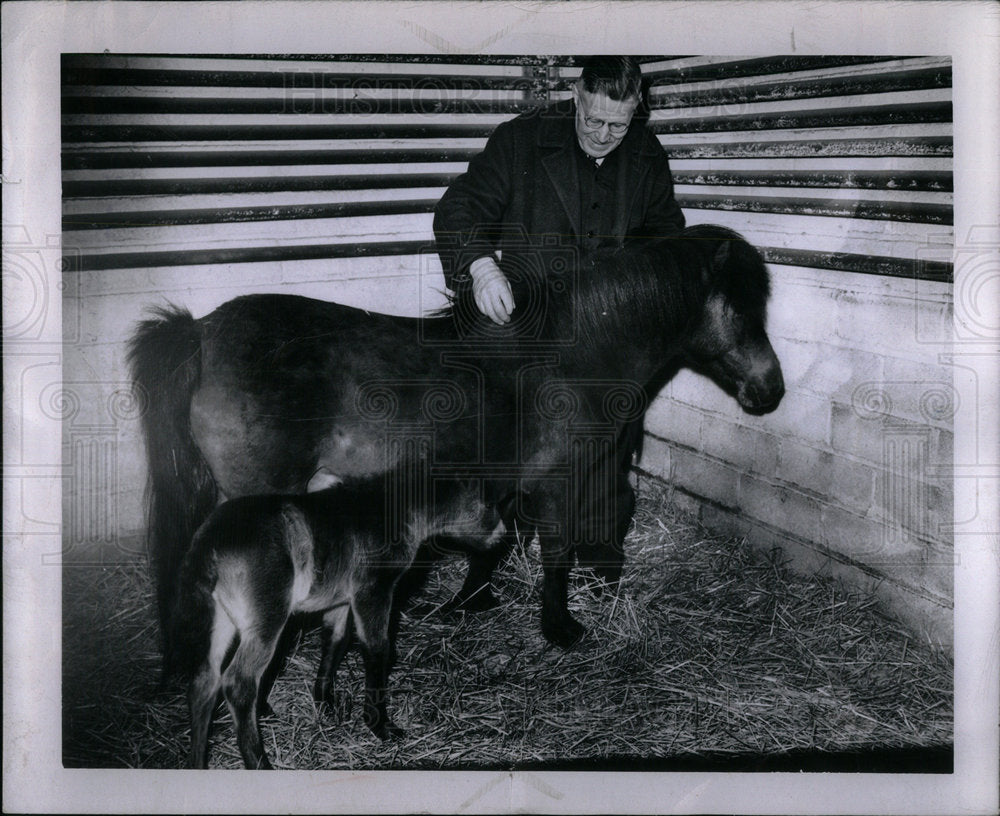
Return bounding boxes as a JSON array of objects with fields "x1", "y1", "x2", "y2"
[
  {"x1": 433, "y1": 99, "x2": 686, "y2": 291},
  {"x1": 432, "y1": 99, "x2": 686, "y2": 579}
]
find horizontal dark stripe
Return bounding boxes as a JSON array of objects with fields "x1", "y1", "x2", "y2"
[
  {"x1": 649, "y1": 65, "x2": 951, "y2": 110},
  {"x1": 664, "y1": 135, "x2": 953, "y2": 159},
  {"x1": 61, "y1": 136, "x2": 952, "y2": 174},
  {"x1": 649, "y1": 101, "x2": 952, "y2": 134},
  {"x1": 640, "y1": 56, "x2": 905, "y2": 84},
  {"x1": 62, "y1": 122, "x2": 501, "y2": 143},
  {"x1": 62, "y1": 96, "x2": 543, "y2": 117},
  {"x1": 229, "y1": 54, "x2": 555, "y2": 65},
  {"x1": 65, "y1": 238, "x2": 953, "y2": 283},
  {"x1": 672, "y1": 169, "x2": 952, "y2": 192},
  {"x1": 64, "y1": 169, "x2": 951, "y2": 202},
  {"x1": 679, "y1": 194, "x2": 952, "y2": 225},
  {"x1": 550, "y1": 57, "x2": 907, "y2": 92},
  {"x1": 63, "y1": 191, "x2": 949, "y2": 233},
  {"x1": 63, "y1": 147, "x2": 481, "y2": 171},
  {"x1": 509, "y1": 745, "x2": 953, "y2": 773},
  {"x1": 61, "y1": 65, "x2": 543, "y2": 92},
  {"x1": 760, "y1": 246, "x2": 953, "y2": 282},
  {"x1": 63, "y1": 173, "x2": 459, "y2": 198},
  {"x1": 63, "y1": 198, "x2": 437, "y2": 230},
  {"x1": 64, "y1": 239, "x2": 433, "y2": 272}
]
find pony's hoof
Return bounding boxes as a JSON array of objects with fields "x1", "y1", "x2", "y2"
[
  {"x1": 542, "y1": 615, "x2": 586, "y2": 649},
  {"x1": 374, "y1": 721, "x2": 406, "y2": 741}
]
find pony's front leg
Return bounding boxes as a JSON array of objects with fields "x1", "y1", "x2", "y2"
[
  {"x1": 536, "y1": 490, "x2": 586, "y2": 649},
  {"x1": 539, "y1": 536, "x2": 585, "y2": 648},
  {"x1": 313, "y1": 604, "x2": 353, "y2": 720},
  {"x1": 351, "y1": 592, "x2": 405, "y2": 740}
]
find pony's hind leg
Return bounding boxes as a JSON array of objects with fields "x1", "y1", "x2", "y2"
[
  {"x1": 351, "y1": 590, "x2": 404, "y2": 740},
  {"x1": 313, "y1": 604, "x2": 353, "y2": 720},
  {"x1": 186, "y1": 605, "x2": 236, "y2": 769}
]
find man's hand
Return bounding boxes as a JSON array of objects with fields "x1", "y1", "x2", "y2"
[{"x1": 470, "y1": 256, "x2": 514, "y2": 324}]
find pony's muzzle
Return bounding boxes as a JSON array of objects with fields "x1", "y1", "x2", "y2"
[{"x1": 738, "y1": 363, "x2": 785, "y2": 414}]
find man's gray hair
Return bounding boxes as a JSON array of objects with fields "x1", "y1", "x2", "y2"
[{"x1": 578, "y1": 56, "x2": 643, "y2": 102}]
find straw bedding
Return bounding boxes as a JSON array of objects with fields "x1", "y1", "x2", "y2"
[{"x1": 62, "y1": 479, "x2": 952, "y2": 771}]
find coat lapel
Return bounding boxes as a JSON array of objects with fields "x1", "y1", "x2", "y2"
[
  {"x1": 539, "y1": 111, "x2": 582, "y2": 240},
  {"x1": 612, "y1": 125, "x2": 656, "y2": 241}
]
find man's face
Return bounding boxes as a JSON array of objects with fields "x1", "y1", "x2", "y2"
[{"x1": 572, "y1": 83, "x2": 639, "y2": 158}]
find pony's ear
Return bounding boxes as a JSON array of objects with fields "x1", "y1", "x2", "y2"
[{"x1": 712, "y1": 240, "x2": 731, "y2": 271}]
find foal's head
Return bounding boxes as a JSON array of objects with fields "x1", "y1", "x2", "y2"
[
  {"x1": 682, "y1": 227, "x2": 785, "y2": 414},
  {"x1": 427, "y1": 478, "x2": 508, "y2": 548}
]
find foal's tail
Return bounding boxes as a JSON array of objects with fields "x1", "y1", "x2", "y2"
[{"x1": 127, "y1": 305, "x2": 218, "y2": 653}]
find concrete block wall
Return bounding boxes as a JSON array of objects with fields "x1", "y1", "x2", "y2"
[{"x1": 639, "y1": 262, "x2": 955, "y2": 647}]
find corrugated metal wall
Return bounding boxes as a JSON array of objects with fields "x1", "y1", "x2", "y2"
[
  {"x1": 62, "y1": 54, "x2": 952, "y2": 282},
  {"x1": 61, "y1": 54, "x2": 954, "y2": 642},
  {"x1": 640, "y1": 56, "x2": 952, "y2": 280},
  {"x1": 62, "y1": 55, "x2": 546, "y2": 282}
]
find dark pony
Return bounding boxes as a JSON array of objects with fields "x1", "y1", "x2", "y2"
[{"x1": 128, "y1": 225, "x2": 784, "y2": 651}]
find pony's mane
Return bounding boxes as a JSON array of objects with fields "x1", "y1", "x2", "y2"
[
  {"x1": 430, "y1": 225, "x2": 770, "y2": 338},
  {"x1": 566, "y1": 236, "x2": 705, "y2": 346}
]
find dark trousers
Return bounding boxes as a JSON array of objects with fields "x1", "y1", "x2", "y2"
[{"x1": 573, "y1": 417, "x2": 643, "y2": 583}]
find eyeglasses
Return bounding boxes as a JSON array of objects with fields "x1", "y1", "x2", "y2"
[{"x1": 582, "y1": 115, "x2": 630, "y2": 135}]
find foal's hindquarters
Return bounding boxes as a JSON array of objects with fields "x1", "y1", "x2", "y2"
[{"x1": 177, "y1": 478, "x2": 505, "y2": 769}]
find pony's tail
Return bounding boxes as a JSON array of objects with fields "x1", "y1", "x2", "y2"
[
  {"x1": 127, "y1": 304, "x2": 217, "y2": 655},
  {"x1": 163, "y1": 541, "x2": 218, "y2": 682}
]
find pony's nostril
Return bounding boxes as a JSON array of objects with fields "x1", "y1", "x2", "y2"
[{"x1": 739, "y1": 375, "x2": 784, "y2": 413}]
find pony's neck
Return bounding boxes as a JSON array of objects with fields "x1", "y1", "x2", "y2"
[{"x1": 550, "y1": 245, "x2": 706, "y2": 384}]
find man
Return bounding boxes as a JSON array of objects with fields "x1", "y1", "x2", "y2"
[{"x1": 433, "y1": 56, "x2": 686, "y2": 584}]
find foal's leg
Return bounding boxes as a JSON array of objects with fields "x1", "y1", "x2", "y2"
[
  {"x1": 186, "y1": 605, "x2": 235, "y2": 769},
  {"x1": 448, "y1": 495, "x2": 522, "y2": 612},
  {"x1": 313, "y1": 604, "x2": 353, "y2": 719},
  {"x1": 450, "y1": 536, "x2": 512, "y2": 612},
  {"x1": 351, "y1": 590, "x2": 405, "y2": 740},
  {"x1": 257, "y1": 619, "x2": 304, "y2": 719},
  {"x1": 221, "y1": 618, "x2": 286, "y2": 770}
]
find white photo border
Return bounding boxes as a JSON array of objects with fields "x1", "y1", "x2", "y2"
[{"x1": 3, "y1": 2, "x2": 998, "y2": 814}]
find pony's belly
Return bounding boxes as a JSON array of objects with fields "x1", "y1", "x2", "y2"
[{"x1": 313, "y1": 424, "x2": 398, "y2": 479}]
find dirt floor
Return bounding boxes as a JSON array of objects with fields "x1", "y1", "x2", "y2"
[{"x1": 62, "y1": 480, "x2": 953, "y2": 771}]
